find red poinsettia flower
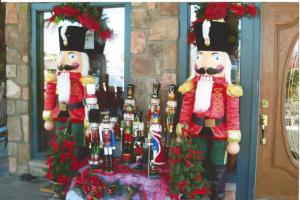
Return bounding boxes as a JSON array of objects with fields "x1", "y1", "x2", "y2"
[
  {"x1": 194, "y1": 187, "x2": 209, "y2": 195},
  {"x1": 60, "y1": 153, "x2": 67, "y2": 162},
  {"x1": 53, "y1": 5, "x2": 63, "y2": 16},
  {"x1": 71, "y1": 160, "x2": 81, "y2": 171},
  {"x1": 45, "y1": 172, "x2": 53, "y2": 181},
  {"x1": 185, "y1": 160, "x2": 192, "y2": 168},
  {"x1": 83, "y1": 184, "x2": 89, "y2": 195},
  {"x1": 53, "y1": 142, "x2": 59, "y2": 153},
  {"x1": 187, "y1": 31, "x2": 196, "y2": 44},
  {"x1": 247, "y1": 4, "x2": 257, "y2": 16},
  {"x1": 204, "y1": 3, "x2": 228, "y2": 20},
  {"x1": 62, "y1": 5, "x2": 81, "y2": 17},
  {"x1": 230, "y1": 4, "x2": 245, "y2": 17},
  {"x1": 78, "y1": 13, "x2": 100, "y2": 31},
  {"x1": 99, "y1": 30, "x2": 113, "y2": 40},
  {"x1": 170, "y1": 193, "x2": 180, "y2": 200}
]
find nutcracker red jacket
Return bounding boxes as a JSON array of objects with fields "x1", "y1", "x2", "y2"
[{"x1": 178, "y1": 76, "x2": 241, "y2": 140}]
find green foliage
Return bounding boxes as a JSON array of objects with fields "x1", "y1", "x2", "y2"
[
  {"x1": 45, "y1": 121, "x2": 79, "y2": 194},
  {"x1": 169, "y1": 135, "x2": 208, "y2": 199}
]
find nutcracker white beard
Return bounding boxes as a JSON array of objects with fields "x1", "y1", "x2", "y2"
[
  {"x1": 193, "y1": 76, "x2": 213, "y2": 113},
  {"x1": 57, "y1": 72, "x2": 71, "y2": 103}
]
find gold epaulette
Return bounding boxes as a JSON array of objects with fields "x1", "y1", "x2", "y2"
[
  {"x1": 46, "y1": 72, "x2": 56, "y2": 83},
  {"x1": 227, "y1": 84, "x2": 243, "y2": 97},
  {"x1": 80, "y1": 76, "x2": 96, "y2": 86},
  {"x1": 178, "y1": 79, "x2": 195, "y2": 94}
]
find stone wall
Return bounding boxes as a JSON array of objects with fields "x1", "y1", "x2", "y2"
[
  {"x1": 130, "y1": 2, "x2": 179, "y2": 115},
  {"x1": 5, "y1": 3, "x2": 30, "y2": 175}
]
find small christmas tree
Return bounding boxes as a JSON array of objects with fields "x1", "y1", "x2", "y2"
[{"x1": 169, "y1": 129, "x2": 208, "y2": 200}]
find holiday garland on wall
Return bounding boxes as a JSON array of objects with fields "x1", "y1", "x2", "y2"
[
  {"x1": 169, "y1": 129, "x2": 208, "y2": 200},
  {"x1": 47, "y1": 3, "x2": 113, "y2": 41}
]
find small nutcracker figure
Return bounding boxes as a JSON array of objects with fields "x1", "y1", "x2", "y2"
[
  {"x1": 146, "y1": 83, "x2": 161, "y2": 128},
  {"x1": 120, "y1": 84, "x2": 136, "y2": 163},
  {"x1": 164, "y1": 84, "x2": 177, "y2": 159},
  {"x1": 146, "y1": 83, "x2": 165, "y2": 178},
  {"x1": 133, "y1": 113, "x2": 145, "y2": 170},
  {"x1": 87, "y1": 109, "x2": 102, "y2": 169},
  {"x1": 99, "y1": 112, "x2": 116, "y2": 173}
]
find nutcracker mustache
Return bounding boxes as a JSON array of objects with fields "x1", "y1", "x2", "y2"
[
  {"x1": 195, "y1": 66, "x2": 224, "y2": 75},
  {"x1": 57, "y1": 63, "x2": 79, "y2": 71},
  {"x1": 193, "y1": 76, "x2": 213, "y2": 113}
]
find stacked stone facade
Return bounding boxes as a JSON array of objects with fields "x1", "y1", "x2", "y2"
[
  {"x1": 130, "y1": 2, "x2": 178, "y2": 114},
  {"x1": 4, "y1": 2, "x2": 180, "y2": 175},
  {"x1": 5, "y1": 3, "x2": 30, "y2": 175}
]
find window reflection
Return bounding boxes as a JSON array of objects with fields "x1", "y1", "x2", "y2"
[{"x1": 285, "y1": 40, "x2": 299, "y2": 163}]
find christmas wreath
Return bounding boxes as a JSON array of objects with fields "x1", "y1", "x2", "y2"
[
  {"x1": 45, "y1": 121, "x2": 81, "y2": 194},
  {"x1": 169, "y1": 129, "x2": 208, "y2": 200},
  {"x1": 188, "y1": 2, "x2": 259, "y2": 57},
  {"x1": 47, "y1": 3, "x2": 113, "y2": 41}
]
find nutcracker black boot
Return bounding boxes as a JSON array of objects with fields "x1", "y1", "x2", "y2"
[{"x1": 210, "y1": 165, "x2": 226, "y2": 200}]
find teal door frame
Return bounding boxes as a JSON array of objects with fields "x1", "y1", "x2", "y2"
[
  {"x1": 30, "y1": 2, "x2": 131, "y2": 160},
  {"x1": 178, "y1": 3, "x2": 261, "y2": 200}
]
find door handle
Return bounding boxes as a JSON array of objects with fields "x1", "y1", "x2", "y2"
[{"x1": 260, "y1": 114, "x2": 268, "y2": 144}]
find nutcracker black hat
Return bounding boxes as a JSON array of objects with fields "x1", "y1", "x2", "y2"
[
  {"x1": 88, "y1": 109, "x2": 101, "y2": 123},
  {"x1": 127, "y1": 84, "x2": 134, "y2": 99},
  {"x1": 58, "y1": 26, "x2": 88, "y2": 52},
  {"x1": 152, "y1": 83, "x2": 161, "y2": 99},
  {"x1": 101, "y1": 111, "x2": 110, "y2": 123},
  {"x1": 194, "y1": 20, "x2": 231, "y2": 53}
]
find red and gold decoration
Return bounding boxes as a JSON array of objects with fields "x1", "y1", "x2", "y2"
[{"x1": 47, "y1": 3, "x2": 113, "y2": 41}]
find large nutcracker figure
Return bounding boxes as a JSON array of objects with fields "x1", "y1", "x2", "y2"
[
  {"x1": 176, "y1": 19, "x2": 243, "y2": 199},
  {"x1": 120, "y1": 84, "x2": 136, "y2": 163},
  {"x1": 164, "y1": 84, "x2": 177, "y2": 159},
  {"x1": 99, "y1": 112, "x2": 116, "y2": 173},
  {"x1": 43, "y1": 22, "x2": 96, "y2": 160},
  {"x1": 147, "y1": 83, "x2": 165, "y2": 178}
]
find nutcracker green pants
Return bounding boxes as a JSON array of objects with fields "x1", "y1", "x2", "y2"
[
  {"x1": 55, "y1": 121, "x2": 85, "y2": 147},
  {"x1": 192, "y1": 137, "x2": 227, "y2": 165}
]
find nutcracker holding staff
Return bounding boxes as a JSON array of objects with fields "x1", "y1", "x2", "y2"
[{"x1": 164, "y1": 84, "x2": 177, "y2": 159}]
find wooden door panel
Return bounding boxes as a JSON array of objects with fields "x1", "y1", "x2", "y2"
[{"x1": 256, "y1": 3, "x2": 298, "y2": 200}]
